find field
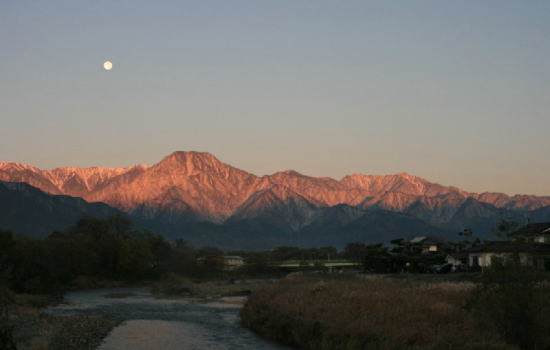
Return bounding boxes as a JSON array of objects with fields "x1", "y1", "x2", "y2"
[{"x1": 241, "y1": 274, "x2": 516, "y2": 350}]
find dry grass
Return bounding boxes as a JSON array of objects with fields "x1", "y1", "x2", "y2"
[{"x1": 241, "y1": 277, "x2": 515, "y2": 350}]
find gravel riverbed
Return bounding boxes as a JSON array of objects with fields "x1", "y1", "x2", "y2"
[{"x1": 13, "y1": 311, "x2": 122, "y2": 350}]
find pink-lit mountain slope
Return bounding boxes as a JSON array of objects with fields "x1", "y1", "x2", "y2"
[{"x1": 1, "y1": 151, "x2": 549, "y2": 236}]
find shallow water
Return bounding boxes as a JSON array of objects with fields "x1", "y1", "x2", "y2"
[{"x1": 47, "y1": 288, "x2": 288, "y2": 350}]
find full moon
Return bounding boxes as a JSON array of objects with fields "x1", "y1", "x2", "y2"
[{"x1": 103, "y1": 61, "x2": 113, "y2": 70}]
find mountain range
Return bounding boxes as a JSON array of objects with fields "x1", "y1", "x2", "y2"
[{"x1": 1, "y1": 151, "x2": 549, "y2": 249}]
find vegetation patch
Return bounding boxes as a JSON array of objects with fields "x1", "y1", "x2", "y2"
[
  {"x1": 466, "y1": 262, "x2": 550, "y2": 349},
  {"x1": 241, "y1": 275, "x2": 515, "y2": 350}
]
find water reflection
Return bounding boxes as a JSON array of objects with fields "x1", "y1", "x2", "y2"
[{"x1": 47, "y1": 288, "x2": 288, "y2": 350}]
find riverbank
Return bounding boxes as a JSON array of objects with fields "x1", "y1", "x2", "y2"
[
  {"x1": 10, "y1": 295, "x2": 122, "y2": 350},
  {"x1": 151, "y1": 273, "x2": 274, "y2": 299},
  {"x1": 241, "y1": 275, "x2": 515, "y2": 349},
  {"x1": 46, "y1": 287, "x2": 286, "y2": 350},
  {"x1": 5, "y1": 275, "x2": 274, "y2": 349},
  {"x1": 3, "y1": 277, "x2": 148, "y2": 350}
]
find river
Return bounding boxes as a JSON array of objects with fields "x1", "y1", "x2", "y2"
[{"x1": 46, "y1": 288, "x2": 290, "y2": 350}]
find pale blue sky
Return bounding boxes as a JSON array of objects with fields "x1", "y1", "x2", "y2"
[{"x1": 1, "y1": 1, "x2": 549, "y2": 195}]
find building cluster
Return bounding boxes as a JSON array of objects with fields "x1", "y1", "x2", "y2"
[
  {"x1": 414, "y1": 223, "x2": 550, "y2": 271},
  {"x1": 195, "y1": 223, "x2": 550, "y2": 274}
]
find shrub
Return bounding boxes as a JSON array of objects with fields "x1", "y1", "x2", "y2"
[{"x1": 151, "y1": 273, "x2": 195, "y2": 296}]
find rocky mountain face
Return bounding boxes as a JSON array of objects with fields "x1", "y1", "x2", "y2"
[{"x1": 1, "y1": 151, "x2": 549, "y2": 248}]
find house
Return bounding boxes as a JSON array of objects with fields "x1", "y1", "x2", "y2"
[
  {"x1": 409, "y1": 236, "x2": 445, "y2": 254},
  {"x1": 465, "y1": 241, "x2": 550, "y2": 270},
  {"x1": 222, "y1": 255, "x2": 245, "y2": 270},
  {"x1": 445, "y1": 252, "x2": 468, "y2": 270},
  {"x1": 510, "y1": 222, "x2": 550, "y2": 243},
  {"x1": 450, "y1": 223, "x2": 550, "y2": 270}
]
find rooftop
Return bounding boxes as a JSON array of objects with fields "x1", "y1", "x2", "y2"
[
  {"x1": 409, "y1": 236, "x2": 444, "y2": 244},
  {"x1": 223, "y1": 255, "x2": 244, "y2": 260},
  {"x1": 511, "y1": 222, "x2": 550, "y2": 236},
  {"x1": 466, "y1": 241, "x2": 550, "y2": 254}
]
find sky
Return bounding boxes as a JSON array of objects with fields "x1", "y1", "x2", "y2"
[{"x1": 1, "y1": 1, "x2": 549, "y2": 196}]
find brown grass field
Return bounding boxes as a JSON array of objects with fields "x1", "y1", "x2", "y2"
[{"x1": 241, "y1": 275, "x2": 516, "y2": 349}]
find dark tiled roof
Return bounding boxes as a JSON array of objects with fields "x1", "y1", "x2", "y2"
[
  {"x1": 410, "y1": 236, "x2": 428, "y2": 243},
  {"x1": 447, "y1": 252, "x2": 468, "y2": 259},
  {"x1": 466, "y1": 241, "x2": 550, "y2": 254},
  {"x1": 511, "y1": 223, "x2": 550, "y2": 236},
  {"x1": 409, "y1": 235, "x2": 445, "y2": 244}
]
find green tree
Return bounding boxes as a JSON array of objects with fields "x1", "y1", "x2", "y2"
[
  {"x1": 270, "y1": 246, "x2": 302, "y2": 261},
  {"x1": 117, "y1": 239, "x2": 154, "y2": 279},
  {"x1": 494, "y1": 218, "x2": 519, "y2": 239},
  {"x1": 168, "y1": 239, "x2": 198, "y2": 276},
  {"x1": 343, "y1": 242, "x2": 369, "y2": 261},
  {"x1": 363, "y1": 244, "x2": 392, "y2": 273}
]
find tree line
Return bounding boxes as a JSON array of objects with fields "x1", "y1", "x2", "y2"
[
  {"x1": 2, "y1": 215, "x2": 488, "y2": 295},
  {"x1": 1, "y1": 215, "x2": 236, "y2": 294},
  {"x1": 0, "y1": 215, "x2": 393, "y2": 294}
]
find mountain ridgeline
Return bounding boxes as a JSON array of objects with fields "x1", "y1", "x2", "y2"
[
  {"x1": 0, "y1": 181, "x2": 122, "y2": 237},
  {"x1": 1, "y1": 152, "x2": 549, "y2": 249}
]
